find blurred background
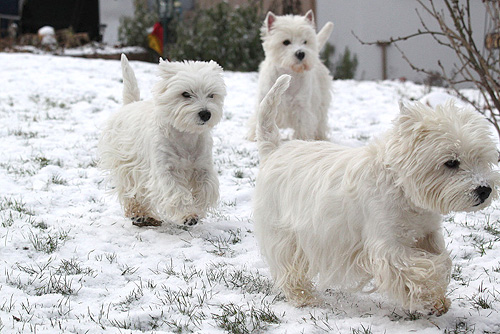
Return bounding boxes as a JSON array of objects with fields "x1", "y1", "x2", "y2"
[{"x1": 0, "y1": 0, "x2": 498, "y2": 84}]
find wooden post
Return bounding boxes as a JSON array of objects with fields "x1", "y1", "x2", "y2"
[{"x1": 376, "y1": 41, "x2": 390, "y2": 80}]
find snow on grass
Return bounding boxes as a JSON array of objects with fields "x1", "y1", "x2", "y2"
[{"x1": 0, "y1": 53, "x2": 499, "y2": 333}]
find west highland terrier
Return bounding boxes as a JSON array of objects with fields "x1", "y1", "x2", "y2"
[
  {"x1": 247, "y1": 10, "x2": 333, "y2": 141},
  {"x1": 253, "y1": 75, "x2": 499, "y2": 314},
  {"x1": 98, "y1": 54, "x2": 226, "y2": 227}
]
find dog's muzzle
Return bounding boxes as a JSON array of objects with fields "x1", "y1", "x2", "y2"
[
  {"x1": 198, "y1": 109, "x2": 211, "y2": 123},
  {"x1": 474, "y1": 185, "x2": 492, "y2": 206}
]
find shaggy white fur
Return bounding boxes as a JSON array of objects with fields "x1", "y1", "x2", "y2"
[
  {"x1": 247, "y1": 10, "x2": 333, "y2": 141},
  {"x1": 253, "y1": 74, "x2": 500, "y2": 314},
  {"x1": 98, "y1": 54, "x2": 226, "y2": 226}
]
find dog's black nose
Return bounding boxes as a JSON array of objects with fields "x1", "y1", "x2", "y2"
[
  {"x1": 295, "y1": 50, "x2": 305, "y2": 61},
  {"x1": 198, "y1": 109, "x2": 211, "y2": 122},
  {"x1": 475, "y1": 185, "x2": 492, "y2": 202}
]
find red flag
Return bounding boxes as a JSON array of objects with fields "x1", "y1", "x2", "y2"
[{"x1": 148, "y1": 22, "x2": 163, "y2": 56}]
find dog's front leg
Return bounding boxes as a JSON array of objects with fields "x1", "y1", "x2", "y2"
[
  {"x1": 416, "y1": 230, "x2": 447, "y2": 255},
  {"x1": 415, "y1": 230, "x2": 452, "y2": 315},
  {"x1": 192, "y1": 167, "x2": 219, "y2": 215},
  {"x1": 292, "y1": 108, "x2": 316, "y2": 140},
  {"x1": 369, "y1": 242, "x2": 451, "y2": 314},
  {"x1": 157, "y1": 167, "x2": 199, "y2": 226}
]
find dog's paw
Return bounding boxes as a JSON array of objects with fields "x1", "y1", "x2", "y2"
[
  {"x1": 429, "y1": 297, "x2": 450, "y2": 316},
  {"x1": 286, "y1": 288, "x2": 323, "y2": 308},
  {"x1": 183, "y1": 215, "x2": 199, "y2": 226},
  {"x1": 294, "y1": 295, "x2": 324, "y2": 308},
  {"x1": 131, "y1": 216, "x2": 162, "y2": 227}
]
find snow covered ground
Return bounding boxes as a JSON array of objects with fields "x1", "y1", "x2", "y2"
[{"x1": 1, "y1": 53, "x2": 499, "y2": 333}]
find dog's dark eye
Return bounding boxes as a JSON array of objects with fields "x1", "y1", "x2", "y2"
[
  {"x1": 303, "y1": 40, "x2": 307, "y2": 44},
  {"x1": 208, "y1": 94, "x2": 214, "y2": 98},
  {"x1": 283, "y1": 40, "x2": 291, "y2": 46},
  {"x1": 444, "y1": 160, "x2": 460, "y2": 169},
  {"x1": 182, "y1": 92, "x2": 191, "y2": 98}
]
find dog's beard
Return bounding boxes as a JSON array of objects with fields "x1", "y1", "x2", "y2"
[
  {"x1": 277, "y1": 57, "x2": 312, "y2": 73},
  {"x1": 264, "y1": 45, "x2": 316, "y2": 74},
  {"x1": 273, "y1": 52, "x2": 313, "y2": 73},
  {"x1": 291, "y1": 63, "x2": 310, "y2": 73}
]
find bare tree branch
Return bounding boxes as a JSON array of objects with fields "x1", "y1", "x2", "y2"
[{"x1": 354, "y1": 0, "x2": 500, "y2": 142}]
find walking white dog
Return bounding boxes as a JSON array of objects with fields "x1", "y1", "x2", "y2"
[
  {"x1": 247, "y1": 10, "x2": 333, "y2": 141},
  {"x1": 98, "y1": 55, "x2": 225, "y2": 227},
  {"x1": 253, "y1": 75, "x2": 499, "y2": 314}
]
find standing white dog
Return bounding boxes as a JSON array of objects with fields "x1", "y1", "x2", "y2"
[
  {"x1": 247, "y1": 10, "x2": 333, "y2": 141},
  {"x1": 98, "y1": 55, "x2": 226, "y2": 227},
  {"x1": 253, "y1": 75, "x2": 499, "y2": 314}
]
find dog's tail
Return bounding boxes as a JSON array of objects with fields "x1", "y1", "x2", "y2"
[
  {"x1": 256, "y1": 74, "x2": 291, "y2": 160},
  {"x1": 121, "y1": 54, "x2": 140, "y2": 105},
  {"x1": 317, "y1": 21, "x2": 334, "y2": 51}
]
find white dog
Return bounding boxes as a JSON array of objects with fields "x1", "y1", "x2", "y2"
[
  {"x1": 98, "y1": 54, "x2": 226, "y2": 227},
  {"x1": 253, "y1": 75, "x2": 499, "y2": 314},
  {"x1": 247, "y1": 10, "x2": 333, "y2": 141}
]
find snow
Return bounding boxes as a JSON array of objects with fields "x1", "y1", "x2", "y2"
[
  {"x1": 1, "y1": 53, "x2": 500, "y2": 333},
  {"x1": 62, "y1": 45, "x2": 146, "y2": 56},
  {"x1": 37, "y1": 26, "x2": 56, "y2": 36},
  {"x1": 36, "y1": 27, "x2": 57, "y2": 47}
]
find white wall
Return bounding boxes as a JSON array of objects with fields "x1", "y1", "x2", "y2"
[
  {"x1": 99, "y1": 0, "x2": 135, "y2": 45},
  {"x1": 316, "y1": 0, "x2": 487, "y2": 83}
]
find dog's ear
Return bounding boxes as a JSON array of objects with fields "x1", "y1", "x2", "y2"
[
  {"x1": 266, "y1": 11, "x2": 276, "y2": 31},
  {"x1": 399, "y1": 101, "x2": 412, "y2": 115},
  {"x1": 207, "y1": 60, "x2": 224, "y2": 74},
  {"x1": 305, "y1": 10, "x2": 315, "y2": 25},
  {"x1": 157, "y1": 58, "x2": 179, "y2": 80},
  {"x1": 159, "y1": 58, "x2": 170, "y2": 66},
  {"x1": 396, "y1": 102, "x2": 433, "y2": 137}
]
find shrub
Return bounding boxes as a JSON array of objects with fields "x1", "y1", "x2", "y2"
[
  {"x1": 118, "y1": 0, "x2": 157, "y2": 48},
  {"x1": 334, "y1": 47, "x2": 358, "y2": 80},
  {"x1": 320, "y1": 42, "x2": 335, "y2": 73},
  {"x1": 170, "y1": 2, "x2": 265, "y2": 72},
  {"x1": 321, "y1": 44, "x2": 359, "y2": 80}
]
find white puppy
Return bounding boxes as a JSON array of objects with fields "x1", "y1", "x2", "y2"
[
  {"x1": 253, "y1": 75, "x2": 499, "y2": 314},
  {"x1": 247, "y1": 10, "x2": 333, "y2": 141},
  {"x1": 99, "y1": 55, "x2": 226, "y2": 227}
]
